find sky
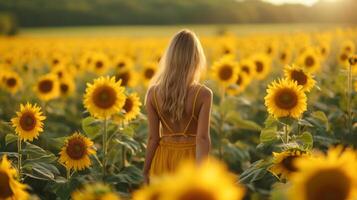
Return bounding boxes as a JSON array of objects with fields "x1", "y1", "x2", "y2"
[{"x1": 262, "y1": 0, "x2": 333, "y2": 6}]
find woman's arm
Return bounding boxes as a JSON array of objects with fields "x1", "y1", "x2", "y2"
[
  {"x1": 143, "y1": 88, "x2": 160, "y2": 183},
  {"x1": 196, "y1": 87, "x2": 213, "y2": 163}
]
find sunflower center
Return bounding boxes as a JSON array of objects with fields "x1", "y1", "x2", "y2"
[
  {"x1": 117, "y1": 62, "x2": 125, "y2": 68},
  {"x1": 57, "y1": 72, "x2": 63, "y2": 78},
  {"x1": 274, "y1": 88, "x2": 298, "y2": 110},
  {"x1": 92, "y1": 86, "x2": 117, "y2": 109},
  {"x1": 144, "y1": 69, "x2": 155, "y2": 79},
  {"x1": 340, "y1": 54, "x2": 348, "y2": 61},
  {"x1": 6, "y1": 78, "x2": 17, "y2": 88},
  {"x1": 267, "y1": 47, "x2": 273, "y2": 54},
  {"x1": 305, "y1": 168, "x2": 351, "y2": 200},
  {"x1": 218, "y1": 65, "x2": 233, "y2": 81},
  {"x1": 321, "y1": 48, "x2": 326, "y2": 55},
  {"x1": 345, "y1": 46, "x2": 351, "y2": 52},
  {"x1": 149, "y1": 191, "x2": 160, "y2": 200},
  {"x1": 19, "y1": 112, "x2": 36, "y2": 131},
  {"x1": 60, "y1": 83, "x2": 69, "y2": 94},
  {"x1": 223, "y1": 49, "x2": 231, "y2": 55},
  {"x1": 0, "y1": 171, "x2": 14, "y2": 199},
  {"x1": 281, "y1": 53, "x2": 287, "y2": 61},
  {"x1": 255, "y1": 61, "x2": 264, "y2": 72},
  {"x1": 38, "y1": 79, "x2": 53, "y2": 93},
  {"x1": 178, "y1": 188, "x2": 216, "y2": 200},
  {"x1": 96, "y1": 61, "x2": 103, "y2": 69},
  {"x1": 53, "y1": 59, "x2": 59, "y2": 65},
  {"x1": 242, "y1": 65, "x2": 250, "y2": 74},
  {"x1": 281, "y1": 155, "x2": 298, "y2": 172},
  {"x1": 123, "y1": 98, "x2": 133, "y2": 113},
  {"x1": 291, "y1": 70, "x2": 307, "y2": 85},
  {"x1": 66, "y1": 138, "x2": 86, "y2": 160},
  {"x1": 305, "y1": 56, "x2": 315, "y2": 67},
  {"x1": 115, "y1": 72, "x2": 130, "y2": 86},
  {"x1": 236, "y1": 75, "x2": 242, "y2": 85}
]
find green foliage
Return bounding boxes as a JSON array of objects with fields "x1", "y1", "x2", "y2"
[{"x1": 1, "y1": 0, "x2": 357, "y2": 27}]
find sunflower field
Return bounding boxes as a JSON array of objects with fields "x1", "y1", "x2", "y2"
[{"x1": 0, "y1": 26, "x2": 357, "y2": 200}]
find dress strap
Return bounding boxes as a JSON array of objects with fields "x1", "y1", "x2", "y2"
[
  {"x1": 192, "y1": 84, "x2": 203, "y2": 118},
  {"x1": 153, "y1": 87, "x2": 175, "y2": 133},
  {"x1": 182, "y1": 84, "x2": 203, "y2": 135}
]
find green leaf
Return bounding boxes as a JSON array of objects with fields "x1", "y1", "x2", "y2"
[
  {"x1": 296, "y1": 132, "x2": 313, "y2": 149},
  {"x1": 260, "y1": 126, "x2": 278, "y2": 143},
  {"x1": 82, "y1": 116, "x2": 101, "y2": 139},
  {"x1": 22, "y1": 143, "x2": 48, "y2": 157},
  {"x1": 226, "y1": 112, "x2": 261, "y2": 131},
  {"x1": 23, "y1": 162, "x2": 60, "y2": 181},
  {"x1": 311, "y1": 111, "x2": 330, "y2": 131},
  {"x1": 264, "y1": 116, "x2": 279, "y2": 128},
  {"x1": 5, "y1": 134, "x2": 18, "y2": 146},
  {"x1": 239, "y1": 160, "x2": 271, "y2": 184}
]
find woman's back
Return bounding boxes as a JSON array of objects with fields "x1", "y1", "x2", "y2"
[
  {"x1": 147, "y1": 84, "x2": 211, "y2": 142},
  {"x1": 143, "y1": 29, "x2": 212, "y2": 183}
]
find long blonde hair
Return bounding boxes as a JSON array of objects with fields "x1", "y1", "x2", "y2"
[{"x1": 150, "y1": 29, "x2": 206, "y2": 121}]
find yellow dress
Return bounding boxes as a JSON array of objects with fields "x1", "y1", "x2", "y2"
[{"x1": 149, "y1": 85, "x2": 203, "y2": 177}]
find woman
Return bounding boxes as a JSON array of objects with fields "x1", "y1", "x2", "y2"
[{"x1": 143, "y1": 29, "x2": 212, "y2": 184}]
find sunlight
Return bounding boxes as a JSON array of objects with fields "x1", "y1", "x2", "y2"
[{"x1": 262, "y1": 0, "x2": 319, "y2": 6}]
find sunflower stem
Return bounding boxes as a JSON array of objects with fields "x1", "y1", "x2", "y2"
[
  {"x1": 102, "y1": 117, "x2": 108, "y2": 177},
  {"x1": 284, "y1": 123, "x2": 289, "y2": 144},
  {"x1": 66, "y1": 168, "x2": 71, "y2": 180},
  {"x1": 347, "y1": 62, "x2": 352, "y2": 134},
  {"x1": 17, "y1": 136, "x2": 22, "y2": 181}
]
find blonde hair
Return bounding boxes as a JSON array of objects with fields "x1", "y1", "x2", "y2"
[{"x1": 150, "y1": 29, "x2": 206, "y2": 121}]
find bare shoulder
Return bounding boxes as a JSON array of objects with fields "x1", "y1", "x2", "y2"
[
  {"x1": 199, "y1": 84, "x2": 213, "y2": 101},
  {"x1": 146, "y1": 85, "x2": 157, "y2": 103}
]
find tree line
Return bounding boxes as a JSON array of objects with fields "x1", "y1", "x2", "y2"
[{"x1": 0, "y1": 0, "x2": 356, "y2": 28}]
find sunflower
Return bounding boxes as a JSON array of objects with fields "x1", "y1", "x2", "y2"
[
  {"x1": 72, "y1": 183, "x2": 121, "y2": 200},
  {"x1": 318, "y1": 42, "x2": 330, "y2": 58},
  {"x1": 251, "y1": 53, "x2": 271, "y2": 80},
  {"x1": 84, "y1": 76, "x2": 126, "y2": 119},
  {"x1": 289, "y1": 146, "x2": 357, "y2": 200},
  {"x1": 278, "y1": 48, "x2": 292, "y2": 65},
  {"x1": 341, "y1": 40, "x2": 355, "y2": 54},
  {"x1": 162, "y1": 159, "x2": 245, "y2": 200},
  {"x1": 0, "y1": 70, "x2": 22, "y2": 94},
  {"x1": 141, "y1": 62, "x2": 157, "y2": 86},
  {"x1": 91, "y1": 52, "x2": 111, "y2": 75},
  {"x1": 115, "y1": 69, "x2": 138, "y2": 88},
  {"x1": 113, "y1": 55, "x2": 134, "y2": 71},
  {"x1": 11, "y1": 103, "x2": 46, "y2": 142},
  {"x1": 59, "y1": 77, "x2": 75, "y2": 97},
  {"x1": 51, "y1": 65, "x2": 70, "y2": 80},
  {"x1": 338, "y1": 50, "x2": 352, "y2": 68},
  {"x1": 78, "y1": 51, "x2": 94, "y2": 73},
  {"x1": 284, "y1": 65, "x2": 315, "y2": 92},
  {"x1": 269, "y1": 148, "x2": 309, "y2": 180},
  {"x1": 349, "y1": 55, "x2": 357, "y2": 66},
  {"x1": 113, "y1": 92, "x2": 142, "y2": 124},
  {"x1": 239, "y1": 58, "x2": 256, "y2": 78},
  {"x1": 211, "y1": 57, "x2": 239, "y2": 87},
  {"x1": 133, "y1": 180, "x2": 165, "y2": 200},
  {"x1": 59, "y1": 133, "x2": 96, "y2": 171},
  {"x1": 264, "y1": 79, "x2": 307, "y2": 119},
  {"x1": 296, "y1": 47, "x2": 321, "y2": 73},
  {"x1": 34, "y1": 74, "x2": 60, "y2": 101},
  {"x1": 0, "y1": 155, "x2": 29, "y2": 200},
  {"x1": 48, "y1": 51, "x2": 68, "y2": 68},
  {"x1": 226, "y1": 72, "x2": 250, "y2": 96}
]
